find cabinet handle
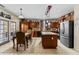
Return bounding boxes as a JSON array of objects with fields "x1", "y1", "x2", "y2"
[{"x1": 51, "y1": 37, "x2": 53, "y2": 40}]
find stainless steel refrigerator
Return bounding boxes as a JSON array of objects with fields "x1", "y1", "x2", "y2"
[{"x1": 60, "y1": 21, "x2": 74, "y2": 48}]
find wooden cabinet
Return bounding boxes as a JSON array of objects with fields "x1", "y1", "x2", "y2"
[
  {"x1": 42, "y1": 32, "x2": 58, "y2": 49},
  {"x1": 50, "y1": 22, "x2": 59, "y2": 28},
  {"x1": 58, "y1": 11, "x2": 74, "y2": 22},
  {"x1": 30, "y1": 21, "x2": 40, "y2": 29}
]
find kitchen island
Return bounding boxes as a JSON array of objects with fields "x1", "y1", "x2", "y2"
[{"x1": 41, "y1": 32, "x2": 58, "y2": 49}]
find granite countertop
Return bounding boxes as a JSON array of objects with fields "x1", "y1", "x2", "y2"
[
  {"x1": 41, "y1": 32, "x2": 58, "y2": 35},
  {"x1": 32, "y1": 28, "x2": 41, "y2": 31},
  {"x1": 25, "y1": 33, "x2": 31, "y2": 36}
]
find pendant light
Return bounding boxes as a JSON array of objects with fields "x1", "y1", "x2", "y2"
[{"x1": 18, "y1": 8, "x2": 25, "y2": 19}]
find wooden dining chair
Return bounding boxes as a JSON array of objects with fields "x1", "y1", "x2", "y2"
[{"x1": 16, "y1": 32, "x2": 26, "y2": 51}]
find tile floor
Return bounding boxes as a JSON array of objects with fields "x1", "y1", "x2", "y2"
[{"x1": 0, "y1": 37, "x2": 79, "y2": 55}]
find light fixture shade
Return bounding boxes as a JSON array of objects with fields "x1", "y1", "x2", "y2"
[
  {"x1": 48, "y1": 22, "x2": 50, "y2": 25},
  {"x1": 18, "y1": 15, "x2": 24, "y2": 19},
  {"x1": 18, "y1": 8, "x2": 25, "y2": 19}
]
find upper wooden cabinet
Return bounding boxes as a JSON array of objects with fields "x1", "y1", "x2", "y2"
[
  {"x1": 58, "y1": 11, "x2": 74, "y2": 22},
  {"x1": 65, "y1": 12, "x2": 74, "y2": 21},
  {"x1": 20, "y1": 21, "x2": 29, "y2": 32},
  {"x1": 20, "y1": 19, "x2": 41, "y2": 33},
  {"x1": 50, "y1": 22, "x2": 59, "y2": 28},
  {"x1": 30, "y1": 21, "x2": 39, "y2": 29}
]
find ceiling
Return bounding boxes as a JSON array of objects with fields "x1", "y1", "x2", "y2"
[{"x1": 3, "y1": 4, "x2": 74, "y2": 19}]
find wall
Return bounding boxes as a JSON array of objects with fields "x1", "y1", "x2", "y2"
[
  {"x1": 9, "y1": 16, "x2": 20, "y2": 40},
  {"x1": 74, "y1": 5, "x2": 79, "y2": 51}
]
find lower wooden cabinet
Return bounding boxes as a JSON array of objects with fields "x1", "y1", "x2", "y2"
[
  {"x1": 42, "y1": 35, "x2": 57, "y2": 49},
  {"x1": 32, "y1": 31, "x2": 41, "y2": 37}
]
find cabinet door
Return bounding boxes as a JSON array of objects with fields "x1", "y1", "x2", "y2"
[
  {"x1": 0, "y1": 20, "x2": 4, "y2": 44},
  {"x1": 3, "y1": 21, "x2": 9, "y2": 41},
  {"x1": 0, "y1": 20, "x2": 9, "y2": 44}
]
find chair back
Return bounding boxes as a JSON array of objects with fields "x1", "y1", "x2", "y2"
[{"x1": 16, "y1": 32, "x2": 26, "y2": 44}]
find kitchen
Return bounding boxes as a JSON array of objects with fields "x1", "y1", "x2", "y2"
[{"x1": 0, "y1": 4, "x2": 78, "y2": 54}]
